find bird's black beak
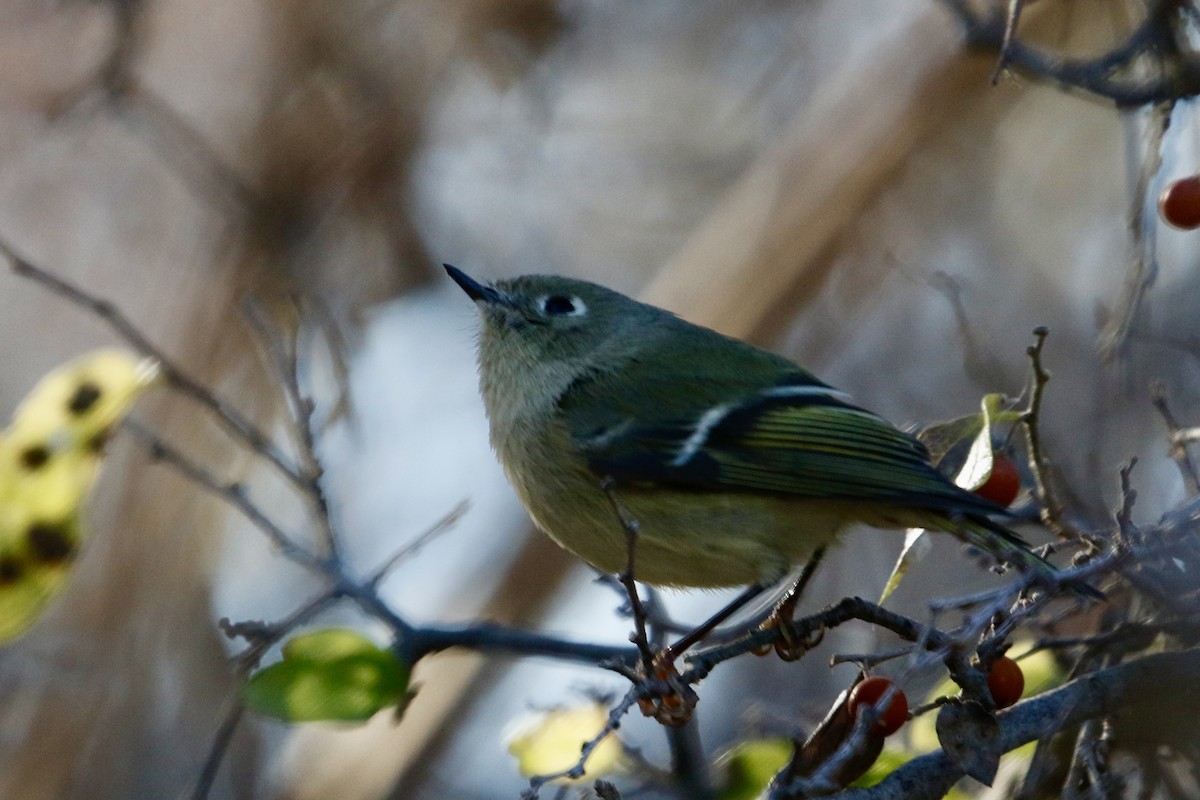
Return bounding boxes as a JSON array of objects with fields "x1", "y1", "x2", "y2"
[{"x1": 444, "y1": 264, "x2": 506, "y2": 306}]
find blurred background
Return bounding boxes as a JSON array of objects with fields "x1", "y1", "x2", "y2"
[{"x1": 0, "y1": 1, "x2": 1197, "y2": 798}]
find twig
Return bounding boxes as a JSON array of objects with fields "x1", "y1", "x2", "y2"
[
  {"x1": 991, "y1": 0, "x2": 1028, "y2": 83},
  {"x1": 1062, "y1": 718, "x2": 1107, "y2": 800},
  {"x1": 600, "y1": 478, "x2": 657, "y2": 677},
  {"x1": 937, "y1": 0, "x2": 1200, "y2": 105},
  {"x1": 0, "y1": 243, "x2": 305, "y2": 491},
  {"x1": 365, "y1": 501, "x2": 470, "y2": 589},
  {"x1": 1020, "y1": 326, "x2": 1076, "y2": 539},
  {"x1": 683, "y1": 597, "x2": 951, "y2": 682},
  {"x1": 829, "y1": 645, "x2": 914, "y2": 669},
  {"x1": 521, "y1": 688, "x2": 644, "y2": 798},
  {"x1": 1098, "y1": 101, "x2": 1171, "y2": 363},
  {"x1": 123, "y1": 418, "x2": 325, "y2": 571},
  {"x1": 926, "y1": 270, "x2": 1013, "y2": 387},
  {"x1": 591, "y1": 574, "x2": 690, "y2": 639},
  {"x1": 1150, "y1": 381, "x2": 1200, "y2": 496},
  {"x1": 664, "y1": 722, "x2": 713, "y2": 799},
  {"x1": 242, "y1": 298, "x2": 341, "y2": 557},
  {"x1": 225, "y1": 596, "x2": 340, "y2": 672},
  {"x1": 395, "y1": 621, "x2": 637, "y2": 667},
  {"x1": 299, "y1": 296, "x2": 356, "y2": 438},
  {"x1": 1114, "y1": 459, "x2": 1139, "y2": 545},
  {"x1": 187, "y1": 699, "x2": 245, "y2": 800},
  {"x1": 126, "y1": 419, "x2": 635, "y2": 670}
]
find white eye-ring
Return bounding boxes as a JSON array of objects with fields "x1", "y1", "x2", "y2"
[{"x1": 539, "y1": 294, "x2": 587, "y2": 317}]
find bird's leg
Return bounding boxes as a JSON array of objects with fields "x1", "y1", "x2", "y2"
[
  {"x1": 656, "y1": 582, "x2": 768, "y2": 667},
  {"x1": 757, "y1": 547, "x2": 827, "y2": 661},
  {"x1": 635, "y1": 582, "x2": 766, "y2": 727}
]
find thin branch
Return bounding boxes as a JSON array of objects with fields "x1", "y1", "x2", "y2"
[
  {"x1": 991, "y1": 0, "x2": 1028, "y2": 83},
  {"x1": 123, "y1": 418, "x2": 325, "y2": 571},
  {"x1": 1062, "y1": 718, "x2": 1107, "y2": 800},
  {"x1": 521, "y1": 688, "x2": 644, "y2": 798},
  {"x1": 1114, "y1": 458, "x2": 1140, "y2": 547},
  {"x1": 1151, "y1": 381, "x2": 1200, "y2": 495},
  {"x1": 1099, "y1": 101, "x2": 1171, "y2": 362},
  {"x1": 396, "y1": 622, "x2": 637, "y2": 667},
  {"x1": 221, "y1": 591, "x2": 342, "y2": 669},
  {"x1": 595, "y1": 486, "x2": 715, "y2": 798},
  {"x1": 242, "y1": 298, "x2": 342, "y2": 557},
  {"x1": 683, "y1": 596, "x2": 951, "y2": 683},
  {"x1": 187, "y1": 700, "x2": 245, "y2": 800},
  {"x1": 591, "y1": 573, "x2": 691, "y2": 639},
  {"x1": 926, "y1": 270, "x2": 1013, "y2": 387},
  {"x1": 829, "y1": 645, "x2": 915, "y2": 669},
  {"x1": 600, "y1": 478, "x2": 657, "y2": 678},
  {"x1": 365, "y1": 501, "x2": 470, "y2": 589},
  {"x1": 938, "y1": 0, "x2": 1200, "y2": 105},
  {"x1": 1020, "y1": 326, "x2": 1076, "y2": 539},
  {"x1": 0, "y1": 243, "x2": 305, "y2": 491}
]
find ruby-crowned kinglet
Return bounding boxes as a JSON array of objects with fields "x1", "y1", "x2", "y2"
[{"x1": 446, "y1": 265, "x2": 1086, "y2": 594}]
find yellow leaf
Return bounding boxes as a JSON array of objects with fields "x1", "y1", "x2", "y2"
[
  {"x1": 505, "y1": 703, "x2": 624, "y2": 782},
  {"x1": 879, "y1": 527, "x2": 931, "y2": 604},
  {"x1": 0, "y1": 349, "x2": 159, "y2": 642}
]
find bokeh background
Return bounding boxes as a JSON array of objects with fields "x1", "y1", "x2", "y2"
[{"x1": 0, "y1": 1, "x2": 1197, "y2": 798}]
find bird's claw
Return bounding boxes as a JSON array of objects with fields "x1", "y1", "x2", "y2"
[
  {"x1": 636, "y1": 658, "x2": 698, "y2": 727},
  {"x1": 755, "y1": 614, "x2": 825, "y2": 661}
]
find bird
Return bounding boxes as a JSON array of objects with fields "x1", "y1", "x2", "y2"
[{"x1": 445, "y1": 264, "x2": 1088, "y2": 599}]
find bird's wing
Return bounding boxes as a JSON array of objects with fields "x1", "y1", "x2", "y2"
[{"x1": 562, "y1": 372, "x2": 1003, "y2": 516}]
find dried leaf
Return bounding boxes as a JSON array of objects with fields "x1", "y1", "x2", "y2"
[{"x1": 935, "y1": 701, "x2": 1001, "y2": 785}]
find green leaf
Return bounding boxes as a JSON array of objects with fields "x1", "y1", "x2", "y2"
[
  {"x1": 244, "y1": 630, "x2": 411, "y2": 723},
  {"x1": 282, "y1": 627, "x2": 382, "y2": 661},
  {"x1": 716, "y1": 738, "x2": 792, "y2": 800}
]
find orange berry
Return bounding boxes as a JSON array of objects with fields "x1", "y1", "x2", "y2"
[
  {"x1": 974, "y1": 454, "x2": 1021, "y2": 508},
  {"x1": 987, "y1": 656, "x2": 1025, "y2": 709},
  {"x1": 848, "y1": 677, "x2": 908, "y2": 736},
  {"x1": 1159, "y1": 176, "x2": 1200, "y2": 230}
]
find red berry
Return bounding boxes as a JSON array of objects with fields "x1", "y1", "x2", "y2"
[
  {"x1": 987, "y1": 656, "x2": 1025, "y2": 709},
  {"x1": 1159, "y1": 176, "x2": 1200, "y2": 230},
  {"x1": 848, "y1": 676, "x2": 908, "y2": 736},
  {"x1": 974, "y1": 454, "x2": 1021, "y2": 507}
]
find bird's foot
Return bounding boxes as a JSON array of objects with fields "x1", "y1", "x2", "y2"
[
  {"x1": 635, "y1": 656, "x2": 698, "y2": 727},
  {"x1": 755, "y1": 606, "x2": 825, "y2": 662}
]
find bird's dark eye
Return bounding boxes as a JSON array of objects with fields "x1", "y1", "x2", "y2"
[{"x1": 542, "y1": 295, "x2": 580, "y2": 316}]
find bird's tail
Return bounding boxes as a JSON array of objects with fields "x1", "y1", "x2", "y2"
[{"x1": 939, "y1": 514, "x2": 1103, "y2": 601}]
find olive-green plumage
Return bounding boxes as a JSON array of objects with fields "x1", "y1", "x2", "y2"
[{"x1": 446, "y1": 265, "x2": 1062, "y2": 590}]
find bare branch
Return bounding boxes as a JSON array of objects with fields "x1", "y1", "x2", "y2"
[
  {"x1": 242, "y1": 298, "x2": 342, "y2": 557},
  {"x1": 938, "y1": 0, "x2": 1200, "y2": 105},
  {"x1": 833, "y1": 647, "x2": 1200, "y2": 800},
  {"x1": 1151, "y1": 382, "x2": 1200, "y2": 496},
  {"x1": 188, "y1": 699, "x2": 245, "y2": 800},
  {"x1": 1020, "y1": 326, "x2": 1077, "y2": 539},
  {"x1": 521, "y1": 688, "x2": 644, "y2": 798},
  {"x1": 1, "y1": 243, "x2": 305, "y2": 491},
  {"x1": 123, "y1": 418, "x2": 324, "y2": 571},
  {"x1": 600, "y1": 478, "x2": 656, "y2": 678},
  {"x1": 365, "y1": 501, "x2": 470, "y2": 589}
]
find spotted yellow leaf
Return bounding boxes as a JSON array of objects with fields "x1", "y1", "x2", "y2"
[
  {"x1": 0, "y1": 349, "x2": 159, "y2": 642},
  {"x1": 505, "y1": 702, "x2": 625, "y2": 782}
]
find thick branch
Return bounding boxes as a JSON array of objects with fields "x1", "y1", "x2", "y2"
[{"x1": 831, "y1": 646, "x2": 1200, "y2": 800}]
